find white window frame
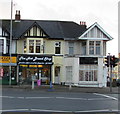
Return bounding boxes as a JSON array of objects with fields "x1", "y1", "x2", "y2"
[
  {"x1": 55, "y1": 42, "x2": 61, "y2": 54},
  {"x1": 79, "y1": 65, "x2": 98, "y2": 82},
  {"x1": 0, "y1": 37, "x2": 6, "y2": 54},
  {"x1": 25, "y1": 39, "x2": 42, "y2": 54},
  {"x1": 88, "y1": 41, "x2": 101, "y2": 55},
  {"x1": 68, "y1": 42, "x2": 74, "y2": 55},
  {"x1": 66, "y1": 66, "x2": 73, "y2": 83}
]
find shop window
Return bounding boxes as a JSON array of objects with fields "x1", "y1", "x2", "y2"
[
  {"x1": 79, "y1": 65, "x2": 98, "y2": 81},
  {"x1": 55, "y1": 42, "x2": 61, "y2": 54},
  {"x1": 68, "y1": 42, "x2": 74, "y2": 55},
  {"x1": 29, "y1": 40, "x2": 34, "y2": 53},
  {"x1": 36, "y1": 40, "x2": 41, "y2": 53}
]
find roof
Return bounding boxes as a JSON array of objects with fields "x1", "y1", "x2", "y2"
[{"x1": 1, "y1": 19, "x2": 87, "y2": 40}]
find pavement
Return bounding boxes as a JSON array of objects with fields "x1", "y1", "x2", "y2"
[{"x1": 1, "y1": 84, "x2": 120, "y2": 94}]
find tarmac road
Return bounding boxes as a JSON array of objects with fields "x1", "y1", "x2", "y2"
[{"x1": 1, "y1": 87, "x2": 119, "y2": 114}]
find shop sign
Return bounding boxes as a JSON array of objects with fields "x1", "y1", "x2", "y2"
[
  {"x1": 79, "y1": 57, "x2": 98, "y2": 64},
  {"x1": 18, "y1": 55, "x2": 53, "y2": 65},
  {"x1": 0, "y1": 56, "x2": 17, "y2": 66}
]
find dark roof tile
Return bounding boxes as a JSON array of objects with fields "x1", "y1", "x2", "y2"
[{"x1": 1, "y1": 19, "x2": 87, "y2": 40}]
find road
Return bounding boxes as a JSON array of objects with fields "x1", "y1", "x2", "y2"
[{"x1": 1, "y1": 88, "x2": 119, "y2": 113}]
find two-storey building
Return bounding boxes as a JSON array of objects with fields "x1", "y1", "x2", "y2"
[{"x1": 0, "y1": 11, "x2": 113, "y2": 87}]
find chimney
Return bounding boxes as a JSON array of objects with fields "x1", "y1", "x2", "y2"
[
  {"x1": 15, "y1": 10, "x2": 21, "y2": 22},
  {"x1": 80, "y1": 21, "x2": 87, "y2": 29}
]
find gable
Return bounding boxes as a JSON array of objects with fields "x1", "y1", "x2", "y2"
[
  {"x1": 79, "y1": 22, "x2": 113, "y2": 40},
  {"x1": 24, "y1": 25, "x2": 48, "y2": 37}
]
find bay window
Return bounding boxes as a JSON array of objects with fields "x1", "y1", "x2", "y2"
[
  {"x1": 79, "y1": 65, "x2": 97, "y2": 81},
  {"x1": 89, "y1": 41, "x2": 101, "y2": 55},
  {"x1": 24, "y1": 39, "x2": 41, "y2": 53}
]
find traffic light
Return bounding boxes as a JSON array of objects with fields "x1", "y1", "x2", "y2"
[
  {"x1": 105, "y1": 55, "x2": 119, "y2": 67},
  {"x1": 111, "y1": 55, "x2": 119, "y2": 67},
  {"x1": 105, "y1": 56, "x2": 112, "y2": 67}
]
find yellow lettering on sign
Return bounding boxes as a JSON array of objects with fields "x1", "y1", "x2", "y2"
[{"x1": 0, "y1": 56, "x2": 16, "y2": 63}]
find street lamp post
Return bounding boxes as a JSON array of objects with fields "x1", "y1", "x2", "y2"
[{"x1": 9, "y1": 0, "x2": 13, "y2": 85}]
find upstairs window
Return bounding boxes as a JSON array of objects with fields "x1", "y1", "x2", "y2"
[
  {"x1": 89, "y1": 41, "x2": 101, "y2": 55},
  {"x1": 28, "y1": 39, "x2": 41, "y2": 53},
  {"x1": 89, "y1": 41, "x2": 94, "y2": 55},
  {"x1": 81, "y1": 41, "x2": 86, "y2": 55},
  {"x1": 0, "y1": 39, "x2": 4, "y2": 53},
  {"x1": 68, "y1": 42, "x2": 74, "y2": 55},
  {"x1": 55, "y1": 42, "x2": 61, "y2": 54},
  {"x1": 24, "y1": 40, "x2": 26, "y2": 53},
  {"x1": 96, "y1": 41, "x2": 101, "y2": 55},
  {"x1": 36, "y1": 40, "x2": 41, "y2": 53},
  {"x1": 29, "y1": 40, "x2": 34, "y2": 53}
]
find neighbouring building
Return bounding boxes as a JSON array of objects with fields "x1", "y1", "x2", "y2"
[{"x1": 0, "y1": 11, "x2": 113, "y2": 87}]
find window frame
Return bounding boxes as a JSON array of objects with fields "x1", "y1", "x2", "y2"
[
  {"x1": 55, "y1": 42, "x2": 61, "y2": 54},
  {"x1": 68, "y1": 42, "x2": 74, "y2": 55},
  {"x1": 79, "y1": 65, "x2": 98, "y2": 82},
  {"x1": 89, "y1": 41, "x2": 101, "y2": 55},
  {"x1": 27, "y1": 39, "x2": 41, "y2": 54}
]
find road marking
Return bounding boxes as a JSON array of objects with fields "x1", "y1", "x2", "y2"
[
  {"x1": 26, "y1": 97, "x2": 54, "y2": 99},
  {"x1": 75, "y1": 109, "x2": 110, "y2": 113},
  {"x1": 31, "y1": 109, "x2": 71, "y2": 112},
  {"x1": 1, "y1": 94, "x2": 118, "y2": 101},
  {"x1": 56, "y1": 97, "x2": 86, "y2": 100},
  {"x1": 1, "y1": 96, "x2": 15, "y2": 99},
  {"x1": 17, "y1": 97, "x2": 25, "y2": 99},
  {"x1": 93, "y1": 93, "x2": 118, "y2": 100},
  {"x1": 30, "y1": 109, "x2": 119, "y2": 113},
  {"x1": 0, "y1": 109, "x2": 29, "y2": 112},
  {"x1": 0, "y1": 108, "x2": 119, "y2": 113}
]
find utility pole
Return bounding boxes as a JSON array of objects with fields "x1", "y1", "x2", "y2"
[
  {"x1": 9, "y1": 0, "x2": 13, "y2": 85},
  {"x1": 108, "y1": 53, "x2": 112, "y2": 92}
]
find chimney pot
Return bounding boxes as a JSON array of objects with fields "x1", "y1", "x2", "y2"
[{"x1": 15, "y1": 10, "x2": 21, "y2": 22}]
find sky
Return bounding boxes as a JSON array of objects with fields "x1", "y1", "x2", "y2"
[{"x1": 0, "y1": 0, "x2": 119, "y2": 56}]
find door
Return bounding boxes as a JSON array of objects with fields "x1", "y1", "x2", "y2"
[{"x1": 55, "y1": 66, "x2": 60, "y2": 84}]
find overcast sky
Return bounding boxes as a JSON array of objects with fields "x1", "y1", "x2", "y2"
[{"x1": 0, "y1": 0, "x2": 119, "y2": 56}]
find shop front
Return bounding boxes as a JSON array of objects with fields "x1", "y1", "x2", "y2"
[
  {"x1": 0, "y1": 54, "x2": 17, "y2": 85},
  {"x1": 17, "y1": 54, "x2": 53, "y2": 85}
]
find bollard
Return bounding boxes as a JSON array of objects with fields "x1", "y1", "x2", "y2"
[{"x1": 32, "y1": 80, "x2": 34, "y2": 89}]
